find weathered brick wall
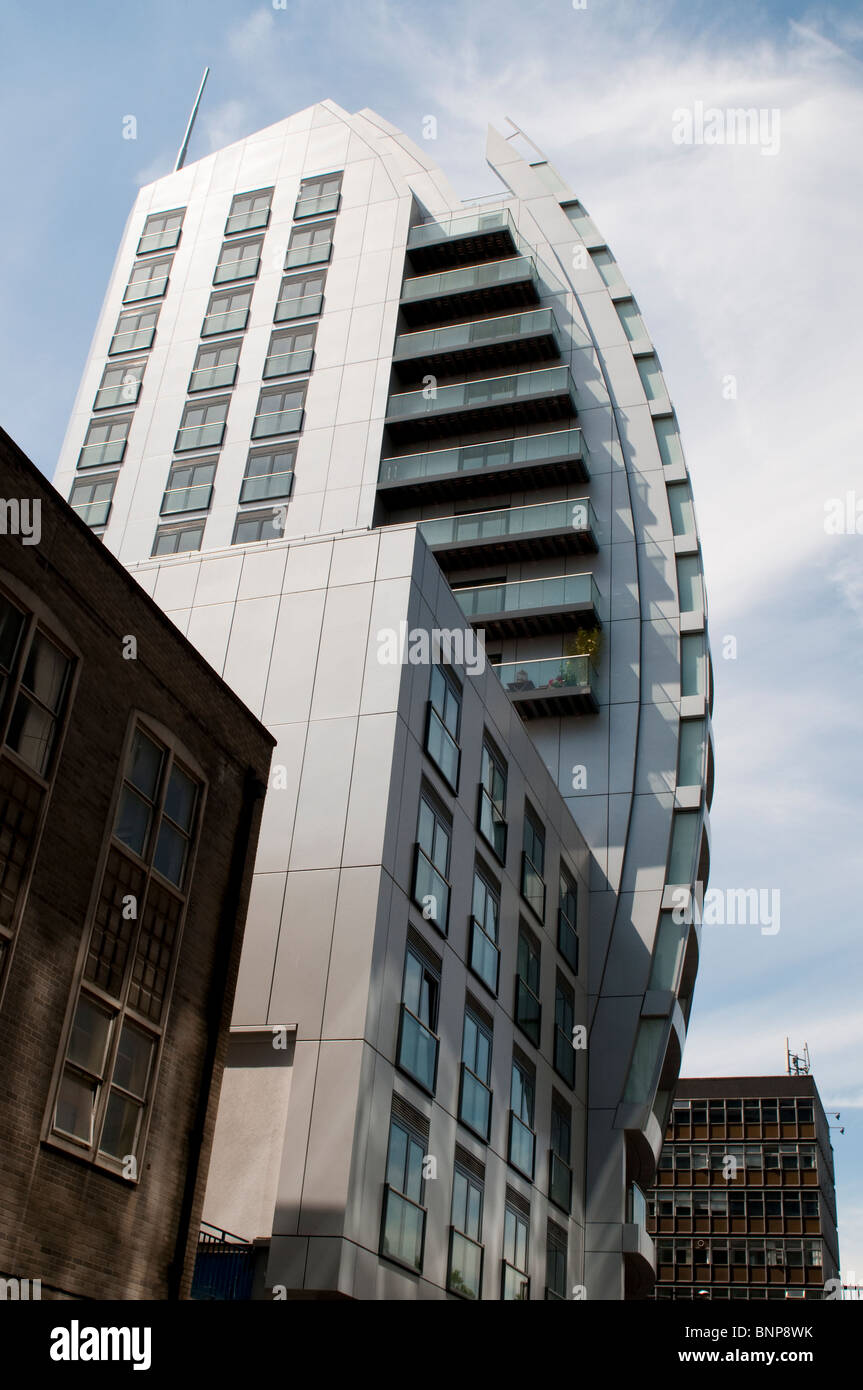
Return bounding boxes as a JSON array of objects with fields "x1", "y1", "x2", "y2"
[{"x1": 0, "y1": 429, "x2": 273, "y2": 1298}]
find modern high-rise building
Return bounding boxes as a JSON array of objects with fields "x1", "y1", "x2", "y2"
[
  {"x1": 649, "y1": 1077, "x2": 840, "y2": 1300},
  {"x1": 53, "y1": 100, "x2": 713, "y2": 1299}
]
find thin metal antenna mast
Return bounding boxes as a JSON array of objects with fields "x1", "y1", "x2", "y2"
[{"x1": 174, "y1": 66, "x2": 210, "y2": 173}]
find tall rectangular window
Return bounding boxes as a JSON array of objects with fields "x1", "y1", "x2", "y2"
[
  {"x1": 459, "y1": 1006, "x2": 492, "y2": 1141},
  {"x1": 413, "y1": 794, "x2": 450, "y2": 933},
  {"x1": 677, "y1": 719, "x2": 705, "y2": 787},
  {"x1": 240, "y1": 446, "x2": 296, "y2": 504},
  {"x1": 189, "y1": 340, "x2": 241, "y2": 393},
  {"x1": 137, "y1": 209, "x2": 184, "y2": 255},
  {"x1": 557, "y1": 868, "x2": 578, "y2": 972},
  {"x1": 396, "y1": 943, "x2": 439, "y2": 1094},
  {"x1": 615, "y1": 298, "x2": 646, "y2": 342},
  {"x1": 285, "y1": 220, "x2": 335, "y2": 269},
  {"x1": 263, "y1": 325, "x2": 316, "y2": 379},
  {"x1": 680, "y1": 633, "x2": 706, "y2": 698},
  {"x1": 676, "y1": 555, "x2": 703, "y2": 615},
  {"x1": 590, "y1": 248, "x2": 623, "y2": 288},
  {"x1": 502, "y1": 1204, "x2": 530, "y2": 1300},
  {"x1": 94, "y1": 360, "x2": 145, "y2": 411},
  {"x1": 478, "y1": 740, "x2": 507, "y2": 861},
  {"x1": 77, "y1": 416, "x2": 132, "y2": 470},
  {"x1": 225, "y1": 188, "x2": 273, "y2": 236},
  {"x1": 553, "y1": 975, "x2": 575, "y2": 1087},
  {"x1": 425, "y1": 665, "x2": 460, "y2": 790},
  {"x1": 667, "y1": 482, "x2": 695, "y2": 537},
  {"x1": 508, "y1": 1057, "x2": 535, "y2": 1179},
  {"x1": 667, "y1": 811, "x2": 699, "y2": 885},
  {"x1": 50, "y1": 724, "x2": 202, "y2": 1174},
  {"x1": 109, "y1": 307, "x2": 159, "y2": 356},
  {"x1": 636, "y1": 354, "x2": 664, "y2": 401},
  {"x1": 381, "y1": 1114, "x2": 427, "y2": 1272},
  {"x1": 654, "y1": 416, "x2": 685, "y2": 469},
  {"x1": 515, "y1": 928, "x2": 541, "y2": 1047},
  {"x1": 123, "y1": 256, "x2": 172, "y2": 304},
  {"x1": 175, "y1": 398, "x2": 229, "y2": 453},
  {"x1": 213, "y1": 236, "x2": 263, "y2": 285},
  {"x1": 469, "y1": 868, "x2": 499, "y2": 995},
  {"x1": 69, "y1": 474, "x2": 117, "y2": 529},
  {"x1": 274, "y1": 270, "x2": 326, "y2": 322},
  {"x1": 251, "y1": 384, "x2": 306, "y2": 439},
  {"x1": 549, "y1": 1098, "x2": 572, "y2": 1213},
  {"x1": 448, "y1": 1166, "x2": 483, "y2": 1300},
  {"x1": 546, "y1": 1222, "x2": 568, "y2": 1300},
  {"x1": 160, "y1": 459, "x2": 217, "y2": 516},
  {"x1": 202, "y1": 288, "x2": 253, "y2": 337},
  {"x1": 521, "y1": 804, "x2": 545, "y2": 918},
  {"x1": 294, "y1": 172, "x2": 342, "y2": 219}
]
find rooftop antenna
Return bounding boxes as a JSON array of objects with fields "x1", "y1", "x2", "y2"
[
  {"x1": 174, "y1": 66, "x2": 210, "y2": 173},
  {"x1": 786, "y1": 1038, "x2": 811, "y2": 1076}
]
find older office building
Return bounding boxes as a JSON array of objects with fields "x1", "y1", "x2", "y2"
[
  {"x1": 0, "y1": 426, "x2": 274, "y2": 1299},
  {"x1": 649, "y1": 1076, "x2": 840, "y2": 1299},
  {"x1": 52, "y1": 101, "x2": 713, "y2": 1298}
]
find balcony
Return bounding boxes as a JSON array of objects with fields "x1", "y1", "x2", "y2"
[
  {"x1": 400, "y1": 255, "x2": 539, "y2": 327},
  {"x1": 396, "y1": 1003, "x2": 439, "y2": 1094},
  {"x1": 393, "y1": 308, "x2": 561, "y2": 382},
  {"x1": 454, "y1": 572, "x2": 601, "y2": 639},
  {"x1": 175, "y1": 421, "x2": 225, "y2": 452},
  {"x1": 458, "y1": 1063, "x2": 492, "y2": 1142},
  {"x1": 380, "y1": 1186, "x2": 426, "y2": 1272},
  {"x1": 549, "y1": 1151, "x2": 573, "y2": 1214},
  {"x1": 189, "y1": 363, "x2": 238, "y2": 393},
  {"x1": 294, "y1": 191, "x2": 341, "y2": 218},
  {"x1": 94, "y1": 380, "x2": 141, "y2": 411},
  {"x1": 407, "y1": 207, "x2": 519, "y2": 273},
  {"x1": 501, "y1": 1262, "x2": 530, "y2": 1301},
  {"x1": 418, "y1": 497, "x2": 597, "y2": 570},
  {"x1": 251, "y1": 408, "x2": 304, "y2": 440},
  {"x1": 191, "y1": 1224, "x2": 257, "y2": 1301},
  {"x1": 263, "y1": 347, "x2": 314, "y2": 379},
  {"x1": 508, "y1": 1111, "x2": 536, "y2": 1180},
  {"x1": 377, "y1": 427, "x2": 588, "y2": 506},
  {"x1": 385, "y1": 366, "x2": 577, "y2": 446},
  {"x1": 493, "y1": 654, "x2": 598, "y2": 718},
  {"x1": 202, "y1": 307, "x2": 249, "y2": 337}
]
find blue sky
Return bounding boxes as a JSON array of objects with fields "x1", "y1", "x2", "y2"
[{"x1": 2, "y1": 0, "x2": 862, "y2": 1282}]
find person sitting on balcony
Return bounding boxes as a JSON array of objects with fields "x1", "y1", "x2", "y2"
[{"x1": 508, "y1": 668, "x2": 535, "y2": 692}]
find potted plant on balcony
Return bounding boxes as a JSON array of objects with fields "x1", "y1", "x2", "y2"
[{"x1": 560, "y1": 628, "x2": 602, "y2": 685}]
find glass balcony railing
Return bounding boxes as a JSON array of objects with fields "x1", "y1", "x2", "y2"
[
  {"x1": 123, "y1": 275, "x2": 168, "y2": 304},
  {"x1": 628, "y1": 1182, "x2": 648, "y2": 1228},
  {"x1": 412, "y1": 845, "x2": 450, "y2": 932},
  {"x1": 393, "y1": 308, "x2": 559, "y2": 365},
  {"x1": 508, "y1": 1111, "x2": 535, "y2": 1180},
  {"x1": 494, "y1": 654, "x2": 595, "y2": 698},
  {"x1": 240, "y1": 470, "x2": 294, "y2": 504},
  {"x1": 419, "y1": 497, "x2": 595, "y2": 550},
  {"x1": 477, "y1": 787, "x2": 506, "y2": 861},
  {"x1": 251, "y1": 408, "x2": 304, "y2": 439},
  {"x1": 407, "y1": 206, "x2": 516, "y2": 253},
  {"x1": 401, "y1": 255, "x2": 536, "y2": 307},
  {"x1": 381, "y1": 1186, "x2": 426, "y2": 1271},
  {"x1": 448, "y1": 1229, "x2": 483, "y2": 1301},
  {"x1": 189, "y1": 363, "x2": 237, "y2": 393},
  {"x1": 557, "y1": 907, "x2": 579, "y2": 973},
  {"x1": 175, "y1": 421, "x2": 225, "y2": 452},
  {"x1": 515, "y1": 976, "x2": 541, "y2": 1046},
  {"x1": 161, "y1": 483, "x2": 213, "y2": 515},
  {"x1": 77, "y1": 439, "x2": 127, "y2": 468},
  {"x1": 396, "y1": 1003, "x2": 439, "y2": 1094},
  {"x1": 274, "y1": 291, "x2": 324, "y2": 323},
  {"x1": 425, "y1": 706, "x2": 459, "y2": 789},
  {"x1": 213, "y1": 256, "x2": 260, "y2": 285},
  {"x1": 553, "y1": 1026, "x2": 576, "y2": 1087},
  {"x1": 521, "y1": 856, "x2": 546, "y2": 919},
  {"x1": 263, "y1": 347, "x2": 314, "y2": 379},
  {"x1": 137, "y1": 227, "x2": 180, "y2": 255},
  {"x1": 379, "y1": 427, "x2": 586, "y2": 489},
  {"x1": 387, "y1": 366, "x2": 575, "y2": 425},
  {"x1": 455, "y1": 572, "x2": 600, "y2": 621},
  {"x1": 458, "y1": 1063, "x2": 491, "y2": 1141},
  {"x1": 109, "y1": 326, "x2": 155, "y2": 355},
  {"x1": 295, "y1": 191, "x2": 341, "y2": 218},
  {"x1": 469, "y1": 915, "x2": 500, "y2": 994},
  {"x1": 284, "y1": 242, "x2": 332, "y2": 270},
  {"x1": 202, "y1": 308, "x2": 249, "y2": 337},
  {"x1": 501, "y1": 1262, "x2": 530, "y2": 1301},
  {"x1": 71, "y1": 498, "x2": 112, "y2": 527},
  {"x1": 549, "y1": 1151, "x2": 573, "y2": 1213},
  {"x1": 225, "y1": 207, "x2": 270, "y2": 236},
  {"x1": 94, "y1": 381, "x2": 141, "y2": 410}
]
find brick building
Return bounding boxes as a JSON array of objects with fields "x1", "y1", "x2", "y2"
[{"x1": 0, "y1": 425, "x2": 274, "y2": 1299}]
